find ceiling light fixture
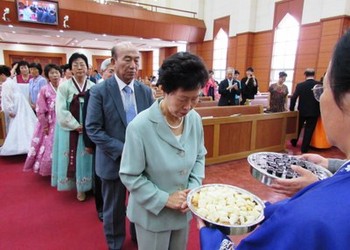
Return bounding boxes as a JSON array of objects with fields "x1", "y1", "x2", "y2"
[{"x1": 8, "y1": 24, "x2": 13, "y2": 28}]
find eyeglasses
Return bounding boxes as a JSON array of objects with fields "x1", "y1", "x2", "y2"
[
  {"x1": 72, "y1": 63, "x2": 87, "y2": 68},
  {"x1": 311, "y1": 84, "x2": 323, "y2": 102}
]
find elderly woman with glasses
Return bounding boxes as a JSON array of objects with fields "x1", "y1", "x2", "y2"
[
  {"x1": 51, "y1": 52, "x2": 94, "y2": 202},
  {"x1": 198, "y1": 29, "x2": 350, "y2": 250}
]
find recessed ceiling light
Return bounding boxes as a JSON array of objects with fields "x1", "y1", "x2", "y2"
[
  {"x1": 75, "y1": 40, "x2": 78, "y2": 43},
  {"x1": 12, "y1": 31, "x2": 16, "y2": 34},
  {"x1": 59, "y1": 30, "x2": 64, "y2": 33},
  {"x1": 56, "y1": 35, "x2": 60, "y2": 37},
  {"x1": 95, "y1": 38, "x2": 98, "y2": 41},
  {"x1": 8, "y1": 24, "x2": 13, "y2": 28},
  {"x1": 102, "y1": 34, "x2": 107, "y2": 37}
]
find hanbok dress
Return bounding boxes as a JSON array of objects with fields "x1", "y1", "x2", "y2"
[
  {"x1": 23, "y1": 83, "x2": 57, "y2": 176},
  {"x1": 0, "y1": 77, "x2": 37, "y2": 155},
  {"x1": 51, "y1": 78, "x2": 94, "y2": 192}
]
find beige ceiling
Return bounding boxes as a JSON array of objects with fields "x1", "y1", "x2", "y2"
[{"x1": 0, "y1": 23, "x2": 187, "y2": 51}]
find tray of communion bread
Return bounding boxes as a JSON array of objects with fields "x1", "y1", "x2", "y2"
[
  {"x1": 187, "y1": 184, "x2": 265, "y2": 235},
  {"x1": 248, "y1": 152, "x2": 333, "y2": 186}
]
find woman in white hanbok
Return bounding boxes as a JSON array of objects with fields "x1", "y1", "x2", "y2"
[{"x1": 0, "y1": 65, "x2": 37, "y2": 156}]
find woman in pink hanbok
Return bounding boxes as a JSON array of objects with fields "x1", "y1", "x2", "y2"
[{"x1": 23, "y1": 64, "x2": 61, "y2": 176}]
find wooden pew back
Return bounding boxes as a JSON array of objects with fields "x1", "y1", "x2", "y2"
[{"x1": 195, "y1": 105, "x2": 263, "y2": 117}]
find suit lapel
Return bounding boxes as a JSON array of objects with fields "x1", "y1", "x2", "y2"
[
  {"x1": 134, "y1": 81, "x2": 146, "y2": 113},
  {"x1": 106, "y1": 78, "x2": 128, "y2": 127}
]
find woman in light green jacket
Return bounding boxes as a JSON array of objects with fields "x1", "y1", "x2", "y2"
[{"x1": 120, "y1": 52, "x2": 208, "y2": 250}]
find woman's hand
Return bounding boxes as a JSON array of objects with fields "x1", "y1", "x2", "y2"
[
  {"x1": 196, "y1": 216, "x2": 206, "y2": 230},
  {"x1": 270, "y1": 165, "x2": 319, "y2": 196},
  {"x1": 299, "y1": 153, "x2": 329, "y2": 169},
  {"x1": 43, "y1": 127, "x2": 49, "y2": 135},
  {"x1": 166, "y1": 189, "x2": 190, "y2": 212},
  {"x1": 75, "y1": 125, "x2": 83, "y2": 133},
  {"x1": 85, "y1": 147, "x2": 94, "y2": 154}
]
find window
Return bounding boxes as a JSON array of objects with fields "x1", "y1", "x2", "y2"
[
  {"x1": 213, "y1": 28, "x2": 228, "y2": 82},
  {"x1": 270, "y1": 14, "x2": 300, "y2": 93}
]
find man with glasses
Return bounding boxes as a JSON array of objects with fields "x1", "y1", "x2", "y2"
[{"x1": 290, "y1": 68, "x2": 321, "y2": 153}]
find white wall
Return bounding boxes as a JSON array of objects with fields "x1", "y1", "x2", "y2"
[
  {"x1": 302, "y1": 0, "x2": 349, "y2": 24},
  {"x1": 0, "y1": 43, "x2": 111, "y2": 65},
  {"x1": 203, "y1": 0, "x2": 273, "y2": 40}
]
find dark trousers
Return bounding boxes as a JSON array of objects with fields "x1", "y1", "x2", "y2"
[
  {"x1": 101, "y1": 178, "x2": 126, "y2": 250},
  {"x1": 94, "y1": 172, "x2": 103, "y2": 213},
  {"x1": 293, "y1": 116, "x2": 318, "y2": 153}
]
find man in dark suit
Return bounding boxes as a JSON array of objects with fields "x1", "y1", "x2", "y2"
[
  {"x1": 290, "y1": 68, "x2": 320, "y2": 153},
  {"x1": 86, "y1": 42, "x2": 154, "y2": 250},
  {"x1": 218, "y1": 67, "x2": 240, "y2": 106}
]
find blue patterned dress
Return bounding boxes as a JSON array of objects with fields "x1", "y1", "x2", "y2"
[{"x1": 51, "y1": 78, "x2": 94, "y2": 192}]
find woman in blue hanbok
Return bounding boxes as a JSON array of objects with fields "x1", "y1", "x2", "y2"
[{"x1": 198, "y1": 30, "x2": 350, "y2": 250}]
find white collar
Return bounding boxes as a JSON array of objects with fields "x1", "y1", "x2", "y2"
[{"x1": 114, "y1": 74, "x2": 135, "y2": 93}]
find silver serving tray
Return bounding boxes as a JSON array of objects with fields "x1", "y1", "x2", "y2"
[
  {"x1": 248, "y1": 152, "x2": 333, "y2": 186},
  {"x1": 187, "y1": 184, "x2": 265, "y2": 235}
]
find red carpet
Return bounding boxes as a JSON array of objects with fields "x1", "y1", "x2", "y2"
[{"x1": 0, "y1": 155, "x2": 201, "y2": 250}]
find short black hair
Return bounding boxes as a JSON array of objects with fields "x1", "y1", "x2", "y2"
[
  {"x1": 61, "y1": 63, "x2": 70, "y2": 73},
  {"x1": 304, "y1": 68, "x2": 315, "y2": 77},
  {"x1": 279, "y1": 71, "x2": 287, "y2": 78},
  {"x1": 68, "y1": 52, "x2": 89, "y2": 70},
  {"x1": 157, "y1": 52, "x2": 209, "y2": 93},
  {"x1": 0, "y1": 65, "x2": 11, "y2": 77},
  {"x1": 329, "y1": 29, "x2": 350, "y2": 110},
  {"x1": 246, "y1": 67, "x2": 254, "y2": 72},
  {"x1": 29, "y1": 62, "x2": 43, "y2": 75},
  {"x1": 16, "y1": 60, "x2": 30, "y2": 75},
  {"x1": 234, "y1": 70, "x2": 240, "y2": 75},
  {"x1": 44, "y1": 64, "x2": 62, "y2": 79}
]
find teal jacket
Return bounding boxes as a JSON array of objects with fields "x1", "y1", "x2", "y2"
[{"x1": 120, "y1": 99, "x2": 206, "y2": 232}]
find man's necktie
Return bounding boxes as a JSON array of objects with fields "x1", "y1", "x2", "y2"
[{"x1": 123, "y1": 85, "x2": 137, "y2": 124}]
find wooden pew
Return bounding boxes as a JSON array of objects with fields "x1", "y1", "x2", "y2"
[
  {"x1": 199, "y1": 96, "x2": 213, "y2": 102},
  {"x1": 195, "y1": 105, "x2": 263, "y2": 118},
  {"x1": 200, "y1": 110, "x2": 299, "y2": 165},
  {"x1": 195, "y1": 101, "x2": 218, "y2": 108}
]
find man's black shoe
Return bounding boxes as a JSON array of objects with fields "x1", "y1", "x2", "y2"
[
  {"x1": 98, "y1": 211, "x2": 103, "y2": 222},
  {"x1": 290, "y1": 139, "x2": 297, "y2": 147}
]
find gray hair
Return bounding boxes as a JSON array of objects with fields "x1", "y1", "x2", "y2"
[{"x1": 100, "y1": 58, "x2": 112, "y2": 72}]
